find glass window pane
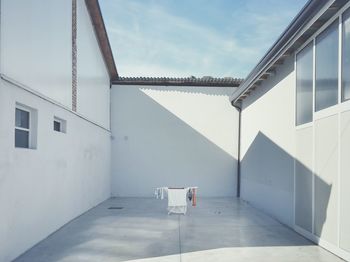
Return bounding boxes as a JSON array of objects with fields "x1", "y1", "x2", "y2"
[
  {"x1": 296, "y1": 42, "x2": 313, "y2": 125},
  {"x1": 315, "y1": 21, "x2": 339, "y2": 111},
  {"x1": 15, "y1": 108, "x2": 30, "y2": 129},
  {"x1": 342, "y1": 8, "x2": 350, "y2": 101},
  {"x1": 54, "y1": 121, "x2": 61, "y2": 132},
  {"x1": 15, "y1": 129, "x2": 29, "y2": 148}
]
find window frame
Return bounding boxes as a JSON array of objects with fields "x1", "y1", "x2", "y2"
[
  {"x1": 295, "y1": 41, "x2": 314, "y2": 127},
  {"x1": 314, "y1": 19, "x2": 340, "y2": 112},
  {"x1": 294, "y1": 9, "x2": 350, "y2": 126},
  {"x1": 53, "y1": 119, "x2": 62, "y2": 132},
  {"x1": 341, "y1": 7, "x2": 350, "y2": 103},
  {"x1": 15, "y1": 105, "x2": 31, "y2": 148},
  {"x1": 53, "y1": 116, "x2": 67, "y2": 134}
]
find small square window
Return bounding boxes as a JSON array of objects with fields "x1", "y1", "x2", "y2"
[
  {"x1": 53, "y1": 117, "x2": 66, "y2": 133},
  {"x1": 54, "y1": 120, "x2": 61, "y2": 132}
]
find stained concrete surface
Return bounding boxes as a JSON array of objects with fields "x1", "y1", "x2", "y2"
[{"x1": 14, "y1": 198, "x2": 344, "y2": 262}]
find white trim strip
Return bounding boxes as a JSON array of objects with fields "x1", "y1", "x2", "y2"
[
  {"x1": 1, "y1": 74, "x2": 111, "y2": 133},
  {"x1": 311, "y1": 37, "x2": 316, "y2": 235},
  {"x1": 337, "y1": 14, "x2": 342, "y2": 249}
]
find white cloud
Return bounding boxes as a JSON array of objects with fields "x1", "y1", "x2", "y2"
[{"x1": 101, "y1": 0, "x2": 306, "y2": 78}]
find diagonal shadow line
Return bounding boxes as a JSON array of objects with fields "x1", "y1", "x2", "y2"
[{"x1": 111, "y1": 86, "x2": 238, "y2": 197}]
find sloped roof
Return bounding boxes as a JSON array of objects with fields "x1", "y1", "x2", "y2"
[
  {"x1": 85, "y1": 0, "x2": 118, "y2": 81},
  {"x1": 113, "y1": 76, "x2": 243, "y2": 87},
  {"x1": 85, "y1": 1, "x2": 242, "y2": 87},
  {"x1": 230, "y1": 0, "x2": 349, "y2": 105}
]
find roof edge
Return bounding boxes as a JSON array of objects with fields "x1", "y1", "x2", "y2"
[
  {"x1": 230, "y1": 0, "x2": 348, "y2": 104},
  {"x1": 85, "y1": 0, "x2": 118, "y2": 81},
  {"x1": 112, "y1": 76, "x2": 243, "y2": 87}
]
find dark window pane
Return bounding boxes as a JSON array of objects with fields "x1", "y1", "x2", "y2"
[
  {"x1": 315, "y1": 21, "x2": 339, "y2": 111},
  {"x1": 15, "y1": 108, "x2": 30, "y2": 128},
  {"x1": 15, "y1": 129, "x2": 29, "y2": 148},
  {"x1": 296, "y1": 42, "x2": 313, "y2": 125},
  {"x1": 54, "y1": 121, "x2": 61, "y2": 132},
  {"x1": 342, "y1": 8, "x2": 350, "y2": 101}
]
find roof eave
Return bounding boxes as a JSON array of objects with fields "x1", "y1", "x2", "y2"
[
  {"x1": 85, "y1": 0, "x2": 118, "y2": 81},
  {"x1": 230, "y1": 0, "x2": 348, "y2": 105},
  {"x1": 112, "y1": 77, "x2": 243, "y2": 87}
]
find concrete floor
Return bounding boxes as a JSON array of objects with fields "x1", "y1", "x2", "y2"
[{"x1": 14, "y1": 198, "x2": 344, "y2": 262}]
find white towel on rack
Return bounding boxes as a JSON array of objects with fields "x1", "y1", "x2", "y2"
[{"x1": 167, "y1": 188, "x2": 187, "y2": 214}]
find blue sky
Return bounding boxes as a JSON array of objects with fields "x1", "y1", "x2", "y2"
[{"x1": 100, "y1": 0, "x2": 307, "y2": 78}]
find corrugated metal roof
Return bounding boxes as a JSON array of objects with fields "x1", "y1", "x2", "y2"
[{"x1": 113, "y1": 76, "x2": 243, "y2": 87}]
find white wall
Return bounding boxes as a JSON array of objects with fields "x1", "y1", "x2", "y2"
[
  {"x1": 0, "y1": 0, "x2": 72, "y2": 107},
  {"x1": 76, "y1": 0, "x2": 111, "y2": 128},
  {"x1": 240, "y1": 53, "x2": 350, "y2": 260},
  {"x1": 340, "y1": 110, "x2": 350, "y2": 253},
  {"x1": 111, "y1": 85, "x2": 238, "y2": 197},
  {"x1": 0, "y1": 80, "x2": 111, "y2": 262},
  {"x1": 0, "y1": 0, "x2": 111, "y2": 129},
  {"x1": 0, "y1": 1, "x2": 112, "y2": 260},
  {"x1": 240, "y1": 55, "x2": 296, "y2": 227}
]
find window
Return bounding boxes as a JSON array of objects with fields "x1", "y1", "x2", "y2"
[
  {"x1": 15, "y1": 103, "x2": 37, "y2": 149},
  {"x1": 15, "y1": 108, "x2": 30, "y2": 148},
  {"x1": 342, "y1": 8, "x2": 350, "y2": 101},
  {"x1": 315, "y1": 21, "x2": 339, "y2": 111},
  {"x1": 54, "y1": 120, "x2": 61, "y2": 132},
  {"x1": 296, "y1": 42, "x2": 313, "y2": 125},
  {"x1": 53, "y1": 116, "x2": 66, "y2": 133}
]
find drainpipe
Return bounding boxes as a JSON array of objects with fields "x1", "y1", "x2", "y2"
[{"x1": 231, "y1": 101, "x2": 241, "y2": 198}]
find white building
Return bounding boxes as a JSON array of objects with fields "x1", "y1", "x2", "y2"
[
  {"x1": 0, "y1": 0, "x2": 349, "y2": 261},
  {"x1": 0, "y1": 1, "x2": 114, "y2": 261},
  {"x1": 230, "y1": 0, "x2": 350, "y2": 260}
]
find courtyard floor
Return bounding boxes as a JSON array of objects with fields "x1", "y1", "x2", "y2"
[{"x1": 14, "y1": 197, "x2": 344, "y2": 262}]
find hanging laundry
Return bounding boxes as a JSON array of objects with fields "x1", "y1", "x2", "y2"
[
  {"x1": 167, "y1": 188, "x2": 187, "y2": 214},
  {"x1": 154, "y1": 186, "x2": 198, "y2": 214},
  {"x1": 154, "y1": 187, "x2": 167, "y2": 200}
]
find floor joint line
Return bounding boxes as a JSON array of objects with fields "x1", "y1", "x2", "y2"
[{"x1": 178, "y1": 215, "x2": 182, "y2": 262}]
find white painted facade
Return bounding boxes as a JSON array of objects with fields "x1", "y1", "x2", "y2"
[
  {"x1": 77, "y1": 1, "x2": 111, "y2": 128},
  {"x1": 0, "y1": 0, "x2": 110, "y2": 129},
  {"x1": 1, "y1": 0, "x2": 350, "y2": 261},
  {"x1": 110, "y1": 85, "x2": 239, "y2": 197},
  {"x1": 238, "y1": 4, "x2": 350, "y2": 260},
  {"x1": 240, "y1": 55, "x2": 296, "y2": 227},
  {"x1": 0, "y1": 1, "x2": 239, "y2": 260},
  {"x1": 0, "y1": 80, "x2": 111, "y2": 262},
  {"x1": 240, "y1": 60, "x2": 350, "y2": 261},
  {"x1": 0, "y1": 0, "x2": 112, "y2": 261},
  {"x1": 0, "y1": 0, "x2": 73, "y2": 107}
]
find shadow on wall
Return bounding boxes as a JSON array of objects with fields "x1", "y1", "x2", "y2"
[
  {"x1": 111, "y1": 85, "x2": 237, "y2": 197},
  {"x1": 15, "y1": 132, "x2": 330, "y2": 262},
  {"x1": 241, "y1": 131, "x2": 331, "y2": 238}
]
